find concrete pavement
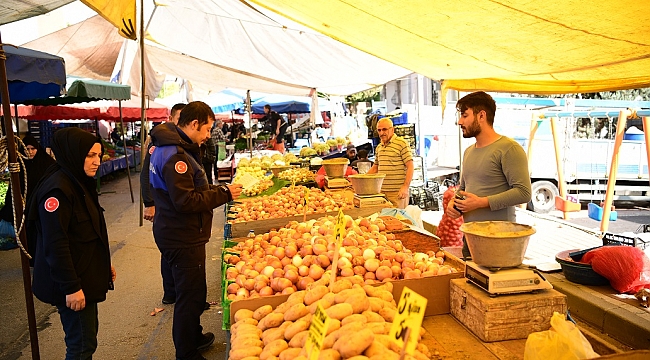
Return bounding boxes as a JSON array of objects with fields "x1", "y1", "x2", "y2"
[{"x1": 0, "y1": 171, "x2": 229, "y2": 360}]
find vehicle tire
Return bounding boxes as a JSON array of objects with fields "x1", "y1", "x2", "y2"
[{"x1": 528, "y1": 180, "x2": 559, "y2": 214}]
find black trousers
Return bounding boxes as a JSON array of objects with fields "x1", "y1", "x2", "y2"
[
  {"x1": 160, "y1": 245, "x2": 207, "y2": 360},
  {"x1": 202, "y1": 162, "x2": 214, "y2": 184},
  {"x1": 161, "y1": 254, "x2": 175, "y2": 300},
  {"x1": 57, "y1": 302, "x2": 99, "y2": 360}
]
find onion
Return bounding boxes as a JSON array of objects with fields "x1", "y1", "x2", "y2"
[
  {"x1": 262, "y1": 266, "x2": 275, "y2": 278},
  {"x1": 301, "y1": 245, "x2": 313, "y2": 257},
  {"x1": 284, "y1": 264, "x2": 298, "y2": 274},
  {"x1": 375, "y1": 266, "x2": 393, "y2": 281},
  {"x1": 364, "y1": 258, "x2": 380, "y2": 272},
  {"x1": 227, "y1": 283, "x2": 240, "y2": 294},
  {"x1": 313, "y1": 244, "x2": 327, "y2": 256},
  {"x1": 373, "y1": 246, "x2": 385, "y2": 256},
  {"x1": 404, "y1": 270, "x2": 420, "y2": 279},
  {"x1": 282, "y1": 287, "x2": 295, "y2": 295},
  {"x1": 415, "y1": 262, "x2": 427, "y2": 272},
  {"x1": 353, "y1": 266, "x2": 366, "y2": 276},
  {"x1": 298, "y1": 265, "x2": 310, "y2": 277},
  {"x1": 273, "y1": 247, "x2": 286, "y2": 260},
  {"x1": 438, "y1": 266, "x2": 452, "y2": 275},
  {"x1": 285, "y1": 269, "x2": 299, "y2": 284},
  {"x1": 338, "y1": 257, "x2": 352, "y2": 269},
  {"x1": 243, "y1": 278, "x2": 255, "y2": 291},
  {"x1": 235, "y1": 274, "x2": 246, "y2": 288},
  {"x1": 270, "y1": 260, "x2": 283, "y2": 269},
  {"x1": 253, "y1": 262, "x2": 265, "y2": 273},
  {"x1": 402, "y1": 259, "x2": 415, "y2": 270},
  {"x1": 276, "y1": 278, "x2": 293, "y2": 291},
  {"x1": 363, "y1": 248, "x2": 376, "y2": 260},
  {"x1": 364, "y1": 271, "x2": 376, "y2": 280},
  {"x1": 259, "y1": 286, "x2": 274, "y2": 296},
  {"x1": 225, "y1": 267, "x2": 238, "y2": 280},
  {"x1": 236, "y1": 287, "x2": 249, "y2": 297},
  {"x1": 352, "y1": 256, "x2": 365, "y2": 267},
  {"x1": 285, "y1": 245, "x2": 298, "y2": 258},
  {"x1": 227, "y1": 255, "x2": 240, "y2": 265},
  {"x1": 297, "y1": 276, "x2": 314, "y2": 290},
  {"x1": 292, "y1": 255, "x2": 303, "y2": 267},
  {"x1": 380, "y1": 250, "x2": 396, "y2": 261},
  {"x1": 309, "y1": 265, "x2": 324, "y2": 280},
  {"x1": 254, "y1": 280, "x2": 267, "y2": 292},
  {"x1": 340, "y1": 267, "x2": 354, "y2": 277},
  {"x1": 391, "y1": 265, "x2": 401, "y2": 278},
  {"x1": 380, "y1": 259, "x2": 392, "y2": 268},
  {"x1": 317, "y1": 254, "x2": 331, "y2": 268},
  {"x1": 413, "y1": 252, "x2": 429, "y2": 263},
  {"x1": 272, "y1": 268, "x2": 285, "y2": 279},
  {"x1": 302, "y1": 255, "x2": 314, "y2": 267},
  {"x1": 235, "y1": 261, "x2": 246, "y2": 273},
  {"x1": 436, "y1": 250, "x2": 445, "y2": 259}
]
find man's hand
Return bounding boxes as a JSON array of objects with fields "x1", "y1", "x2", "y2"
[
  {"x1": 446, "y1": 197, "x2": 462, "y2": 219},
  {"x1": 143, "y1": 206, "x2": 155, "y2": 222},
  {"x1": 111, "y1": 266, "x2": 117, "y2": 282},
  {"x1": 228, "y1": 184, "x2": 243, "y2": 199},
  {"x1": 397, "y1": 185, "x2": 409, "y2": 200},
  {"x1": 66, "y1": 290, "x2": 86, "y2": 311}
]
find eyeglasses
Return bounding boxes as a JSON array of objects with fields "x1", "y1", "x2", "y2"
[{"x1": 377, "y1": 127, "x2": 393, "y2": 132}]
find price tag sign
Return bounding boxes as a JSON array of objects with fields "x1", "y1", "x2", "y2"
[
  {"x1": 232, "y1": 172, "x2": 259, "y2": 190},
  {"x1": 388, "y1": 286, "x2": 428, "y2": 355},
  {"x1": 305, "y1": 302, "x2": 331, "y2": 360},
  {"x1": 334, "y1": 208, "x2": 346, "y2": 245}
]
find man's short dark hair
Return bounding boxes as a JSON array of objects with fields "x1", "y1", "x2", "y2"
[
  {"x1": 171, "y1": 103, "x2": 186, "y2": 116},
  {"x1": 358, "y1": 149, "x2": 368, "y2": 159},
  {"x1": 456, "y1": 91, "x2": 497, "y2": 126},
  {"x1": 178, "y1": 101, "x2": 215, "y2": 128},
  {"x1": 264, "y1": 104, "x2": 271, "y2": 111}
]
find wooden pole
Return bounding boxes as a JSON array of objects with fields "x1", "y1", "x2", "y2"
[
  {"x1": 600, "y1": 110, "x2": 630, "y2": 232},
  {"x1": 0, "y1": 35, "x2": 41, "y2": 360},
  {"x1": 119, "y1": 101, "x2": 134, "y2": 202},
  {"x1": 523, "y1": 114, "x2": 540, "y2": 209},
  {"x1": 139, "y1": 0, "x2": 147, "y2": 226}
]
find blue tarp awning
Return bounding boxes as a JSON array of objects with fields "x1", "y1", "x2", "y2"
[{"x1": 3, "y1": 45, "x2": 66, "y2": 103}]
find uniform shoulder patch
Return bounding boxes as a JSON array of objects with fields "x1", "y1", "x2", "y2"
[
  {"x1": 149, "y1": 146, "x2": 156, "y2": 155},
  {"x1": 175, "y1": 161, "x2": 188, "y2": 174},
  {"x1": 44, "y1": 197, "x2": 59, "y2": 212}
]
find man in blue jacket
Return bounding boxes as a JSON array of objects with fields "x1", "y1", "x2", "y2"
[{"x1": 149, "y1": 101, "x2": 242, "y2": 360}]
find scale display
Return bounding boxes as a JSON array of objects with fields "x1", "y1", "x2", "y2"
[{"x1": 465, "y1": 261, "x2": 552, "y2": 295}]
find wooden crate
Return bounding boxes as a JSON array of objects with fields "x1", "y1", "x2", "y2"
[{"x1": 450, "y1": 278, "x2": 567, "y2": 342}]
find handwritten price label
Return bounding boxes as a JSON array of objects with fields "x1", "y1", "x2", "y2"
[
  {"x1": 388, "y1": 286, "x2": 427, "y2": 356},
  {"x1": 305, "y1": 302, "x2": 331, "y2": 360},
  {"x1": 334, "y1": 208, "x2": 346, "y2": 245}
]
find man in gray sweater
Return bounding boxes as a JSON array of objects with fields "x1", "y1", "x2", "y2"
[{"x1": 446, "y1": 91, "x2": 532, "y2": 258}]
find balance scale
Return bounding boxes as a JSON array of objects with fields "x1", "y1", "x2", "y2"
[
  {"x1": 325, "y1": 176, "x2": 350, "y2": 189},
  {"x1": 465, "y1": 261, "x2": 553, "y2": 296},
  {"x1": 353, "y1": 193, "x2": 390, "y2": 207}
]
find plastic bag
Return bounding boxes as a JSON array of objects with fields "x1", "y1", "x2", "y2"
[
  {"x1": 378, "y1": 208, "x2": 419, "y2": 228},
  {"x1": 581, "y1": 246, "x2": 650, "y2": 294},
  {"x1": 437, "y1": 186, "x2": 464, "y2": 247},
  {"x1": 524, "y1": 312, "x2": 599, "y2": 360}
]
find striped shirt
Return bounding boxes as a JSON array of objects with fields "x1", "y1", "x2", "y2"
[{"x1": 375, "y1": 135, "x2": 413, "y2": 192}]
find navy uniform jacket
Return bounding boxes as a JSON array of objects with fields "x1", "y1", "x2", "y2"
[
  {"x1": 31, "y1": 169, "x2": 111, "y2": 306},
  {"x1": 149, "y1": 122, "x2": 232, "y2": 248}
]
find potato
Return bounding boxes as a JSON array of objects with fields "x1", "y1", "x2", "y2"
[
  {"x1": 230, "y1": 346, "x2": 263, "y2": 360},
  {"x1": 334, "y1": 287, "x2": 365, "y2": 304},
  {"x1": 340, "y1": 314, "x2": 367, "y2": 327},
  {"x1": 235, "y1": 309, "x2": 255, "y2": 322},
  {"x1": 326, "y1": 318, "x2": 341, "y2": 335},
  {"x1": 331, "y1": 279, "x2": 353, "y2": 293},
  {"x1": 333, "y1": 328, "x2": 374, "y2": 358},
  {"x1": 287, "y1": 290, "x2": 306, "y2": 304},
  {"x1": 383, "y1": 300, "x2": 396, "y2": 310},
  {"x1": 348, "y1": 275, "x2": 365, "y2": 286},
  {"x1": 258, "y1": 312, "x2": 285, "y2": 331},
  {"x1": 235, "y1": 317, "x2": 259, "y2": 326},
  {"x1": 231, "y1": 331, "x2": 262, "y2": 344},
  {"x1": 362, "y1": 310, "x2": 385, "y2": 323},
  {"x1": 240, "y1": 357, "x2": 262, "y2": 360},
  {"x1": 345, "y1": 293, "x2": 370, "y2": 314},
  {"x1": 275, "y1": 297, "x2": 302, "y2": 314},
  {"x1": 262, "y1": 327, "x2": 286, "y2": 346},
  {"x1": 232, "y1": 324, "x2": 263, "y2": 339},
  {"x1": 304, "y1": 285, "x2": 329, "y2": 306},
  {"x1": 417, "y1": 343, "x2": 431, "y2": 357},
  {"x1": 322, "y1": 292, "x2": 337, "y2": 304},
  {"x1": 364, "y1": 341, "x2": 389, "y2": 358},
  {"x1": 367, "y1": 322, "x2": 389, "y2": 335},
  {"x1": 347, "y1": 356, "x2": 369, "y2": 360},
  {"x1": 260, "y1": 339, "x2": 288, "y2": 359},
  {"x1": 309, "y1": 298, "x2": 333, "y2": 314},
  {"x1": 379, "y1": 307, "x2": 396, "y2": 322},
  {"x1": 379, "y1": 281, "x2": 393, "y2": 293},
  {"x1": 284, "y1": 319, "x2": 310, "y2": 341},
  {"x1": 368, "y1": 298, "x2": 384, "y2": 312},
  {"x1": 230, "y1": 337, "x2": 263, "y2": 350},
  {"x1": 318, "y1": 348, "x2": 342, "y2": 360},
  {"x1": 374, "y1": 335, "x2": 401, "y2": 353},
  {"x1": 412, "y1": 350, "x2": 429, "y2": 360},
  {"x1": 299, "y1": 313, "x2": 312, "y2": 324},
  {"x1": 379, "y1": 290, "x2": 393, "y2": 303},
  {"x1": 324, "y1": 303, "x2": 352, "y2": 320},
  {"x1": 363, "y1": 285, "x2": 380, "y2": 298},
  {"x1": 284, "y1": 303, "x2": 309, "y2": 321},
  {"x1": 232, "y1": 322, "x2": 259, "y2": 335},
  {"x1": 322, "y1": 329, "x2": 338, "y2": 350},
  {"x1": 369, "y1": 352, "x2": 399, "y2": 360},
  {"x1": 279, "y1": 348, "x2": 302, "y2": 360},
  {"x1": 288, "y1": 330, "x2": 309, "y2": 348},
  {"x1": 254, "y1": 305, "x2": 273, "y2": 321}
]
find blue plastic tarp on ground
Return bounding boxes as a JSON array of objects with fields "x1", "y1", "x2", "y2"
[{"x1": 3, "y1": 45, "x2": 66, "y2": 103}]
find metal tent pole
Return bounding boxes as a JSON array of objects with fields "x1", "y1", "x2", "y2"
[
  {"x1": 0, "y1": 35, "x2": 41, "y2": 360},
  {"x1": 120, "y1": 101, "x2": 134, "y2": 202},
  {"x1": 139, "y1": 0, "x2": 147, "y2": 226}
]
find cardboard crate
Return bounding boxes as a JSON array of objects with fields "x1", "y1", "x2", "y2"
[
  {"x1": 450, "y1": 278, "x2": 567, "y2": 342},
  {"x1": 227, "y1": 250, "x2": 464, "y2": 326}
]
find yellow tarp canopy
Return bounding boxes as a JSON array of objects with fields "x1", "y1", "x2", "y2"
[
  {"x1": 249, "y1": 0, "x2": 650, "y2": 94},
  {"x1": 81, "y1": 0, "x2": 136, "y2": 40}
]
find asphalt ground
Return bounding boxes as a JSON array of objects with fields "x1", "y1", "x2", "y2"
[{"x1": 0, "y1": 170, "x2": 229, "y2": 360}]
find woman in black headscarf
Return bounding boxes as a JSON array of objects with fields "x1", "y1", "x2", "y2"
[
  {"x1": 28, "y1": 127, "x2": 115, "y2": 360},
  {"x1": 0, "y1": 134, "x2": 55, "y2": 240}
]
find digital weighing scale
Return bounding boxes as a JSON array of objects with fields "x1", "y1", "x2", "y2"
[
  {"x1": 325, "y1": 177, "x2": 350, "y2": 189},
  {"x1": 353, "y1": 193, "x2": 390, "y2": 207},
  {"x1": 465, "y1": 261, "x2": 553, "y2": 296}
]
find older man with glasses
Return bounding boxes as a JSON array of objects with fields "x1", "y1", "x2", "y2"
[{"x1": 367, "y1": 118, "x2": 414, "y2": 208}]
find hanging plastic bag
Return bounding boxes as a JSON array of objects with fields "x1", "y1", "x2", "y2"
[{"x1": 524, "y1": 312, "x2": 599, "y2": 360}]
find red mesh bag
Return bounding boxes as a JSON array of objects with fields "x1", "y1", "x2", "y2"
[
  {"x1": 437, "y1": 186, "x2": 464, "y2": 247},
  {"x1": 581, "y1": 246, "x2": 650, "y2": 294}
]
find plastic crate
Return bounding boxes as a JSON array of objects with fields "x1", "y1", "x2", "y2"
[
  {"x1": 602, "y1": 232, "x2": 649, "y2": 250},
  {"x1": 636, "y1": 224, "x2": 650, "y2": 233},
  {"x1": 223, "y1": 223, "x2": 232, "y2": 240}
]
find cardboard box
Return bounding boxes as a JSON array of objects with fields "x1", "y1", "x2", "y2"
[
  {"x1": 450, "y1": 278, "x2": 567, "y2": 342},
  {"x1": 228, "y1": 250, "x2": 465, "y2": 326}
]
